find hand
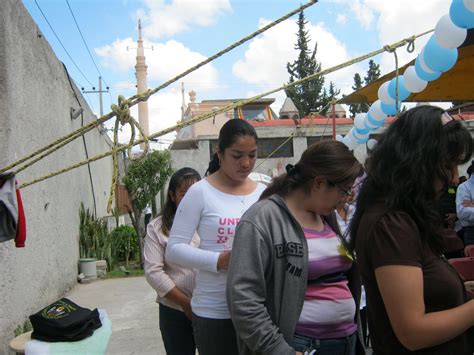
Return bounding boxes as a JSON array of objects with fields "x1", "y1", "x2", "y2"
[
  {"x1": 295, "y1": 352, "x2": 303, "y2": 355},
  {"x1": 444, "y1": 213, "x2": 456, "y2": 228},
  {"x1": 217, "y1": 250, "x2": 231, "y2": 271},
  {"x1": 180, "y1": 299, "x2": 193, "y2": 320},
  {"x1": 462, "y1": 199, "x2": 474, "y2": 207}
]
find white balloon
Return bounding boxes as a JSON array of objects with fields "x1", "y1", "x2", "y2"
[
  {"x1": 403, "y1": 66, "x2": 428, "y2": 93},
  {"x1": 368, "y1": 100, "x2": 387, "y2": 121},
  {"x1": 336, "y1": 134, "x2": 343, "y2": 142},
  {"x1": 354, "y1": 113, "x2": 367, "y2": 130},
  {"x1": 342, "y1": 135, "x2": 357, "y2": 150},
  {"x1": 366, "y1": 139, "x2": 377, "y2": 150},
  {"x1": 434, "y1": 14, "x2": 468, "y2": 48},
  {"x1": 377, "y1": 81, "x2": 395, "y2": 104},
  {"x1": 364, "y1": 116, "x2": 379, "y2": 130},
  {"x1": 464, "y1": 0, "x2": 474, "y2": 12}
]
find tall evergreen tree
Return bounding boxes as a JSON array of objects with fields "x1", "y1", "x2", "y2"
[
  {"x1": 285, "y1": 10, "x2": 325, "y2": 117},
  {"x1": 321, "y1": 81, "x2": 341, "y2": 115},
  {"x1": 349, "y1": 73, "x2": 369, "y2": 117},
  {"x1": 364, "y1": 59, "x2": 381, "y2": 85}
]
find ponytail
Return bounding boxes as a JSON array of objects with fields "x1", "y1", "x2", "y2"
[{"x1": 206, "y1": 153, "x2": 220, "y2": 176}]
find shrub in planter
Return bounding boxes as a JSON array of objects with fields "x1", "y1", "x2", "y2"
[{"x1": 110, "y1": 225, "x2": 138, "y2": 266}]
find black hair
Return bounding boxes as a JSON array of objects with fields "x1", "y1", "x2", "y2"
[
  {"x1": 160, "y1": 167, "x2": 201, "y2": 236},
  {"x1": 206, "y1": 119, "x2": 258, "y2": 176},
  {"x1": 467, "y1": 160, "x2": 474, "y2": 176},
  {"x1": 260, "y1": 140, "x2": 363, "y2": 200},
  {"x1": 350, "y1": 105, "x2": 472, "y2": 254}
]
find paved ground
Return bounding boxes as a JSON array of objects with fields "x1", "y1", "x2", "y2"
[{"x1": 66, "y1": 276, "x2": 165, "y2": 355}]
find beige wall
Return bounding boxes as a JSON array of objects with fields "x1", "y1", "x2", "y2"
[{"x1": 0, "y1": 1, "x2": 113, "y2": 351}]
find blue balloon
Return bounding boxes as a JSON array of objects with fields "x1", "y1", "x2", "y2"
[
  {"x1": 381, "y1": 101, "x2": 401, "y2": 116},
  {"x1": 355, "y1": 126, "x2": 370, "y2": 135},
  {"x1": 450, "y1": 0, "x2": 474, "y2": 29},
  {"x1": 415, "y1": 56, "x2": 441, "y2": 81},
  {"x1": 388, "y1": 76, "x2": 410, "y2": 101},
  {"x1": 424, "y1": 36, "x2": 458, "y2": 72},
  {"x1": 367, "y1": 112, "x2": 385, "y2": 127}
]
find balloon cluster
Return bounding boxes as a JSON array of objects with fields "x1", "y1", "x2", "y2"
[{"x1": 340, "y1": 0, "x2": 474, "y2": 151}]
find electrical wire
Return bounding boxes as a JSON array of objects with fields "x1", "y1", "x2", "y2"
[
  {"x1": 65, "y1": 0, "x2": 111, "y2": 90},
  {"x1": 34, "y1": 0, "x2": 93, "y2": 86}
]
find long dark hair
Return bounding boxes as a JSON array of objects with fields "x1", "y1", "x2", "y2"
[
  {"x1": 260, "y1": 140, "x2": 362, "y2": 199},
  {"x1": 206, "y1": 119, "x2": 258, "y2": 176},
  {"x1": 160, "y1": 167, "x2": 201, "y2": 236},
  {"x1": 349, "y1": 105, "x2": 472, "y2": 254}
]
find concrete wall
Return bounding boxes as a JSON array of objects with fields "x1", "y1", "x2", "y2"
[
  {"x1": 0, "y1": 1, "x2": 113, "y2": 351},
  {"x1": 170, "y1": 121, "x2": 373, "y2": 179}
]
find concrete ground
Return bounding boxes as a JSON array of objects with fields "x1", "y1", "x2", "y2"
[{"x1": 66, "y1": 276, "x2": 165, "y2": 355}]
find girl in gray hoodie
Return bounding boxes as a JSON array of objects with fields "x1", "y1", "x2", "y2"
[{"x1": 227, "y1": 140, "x2": 364, "y2": 355}]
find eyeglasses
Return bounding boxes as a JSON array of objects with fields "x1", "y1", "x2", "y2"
[
  {"x1": 328, "y1": 180, "x2": 353, "y2": 197},
  {"x1": 441, "y1": 112, "x2": 455, "y2": 126}
]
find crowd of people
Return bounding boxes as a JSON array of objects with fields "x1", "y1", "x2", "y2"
[{"x1": 144, "y1": 106, "x2": 474, "y2": 355}]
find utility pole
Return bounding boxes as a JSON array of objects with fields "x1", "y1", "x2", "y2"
[{"x1": 81, "y1": 76, "x2": 109, "y2": 116}]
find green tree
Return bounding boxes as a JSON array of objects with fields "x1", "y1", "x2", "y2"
[
  {"x1": 349, "y1": 73, "x2": 369, "y2": 117},
  {"x1": 122, "y1": 150, "x2": 173, "y2": 266},
  {"x1": 321, "y1": 81, "x2": 341, "y2": 116},
  {"x1": 364, "y1": 59, "x2": 381, "y2": 85},
  {"x1": 285, "y1": 10, "x2": 325, "y2": 117}
]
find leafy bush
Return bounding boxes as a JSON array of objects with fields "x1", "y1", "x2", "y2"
[{"x1": 110, "y1": 225, "x2": 138, "y2": 266}]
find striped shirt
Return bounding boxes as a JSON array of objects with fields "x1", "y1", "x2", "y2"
[
  {"x1": 144, "y1": 216, "x2": 199, "y2": 311},
  {"x1": 295, "y1": 223, "x2": 357, "y2": 339}
]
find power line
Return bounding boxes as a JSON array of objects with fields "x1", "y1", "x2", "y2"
[
  {"x1": 65, "y1": 0, "x2": 111, "y2": 89},
  {"x1": 34, "y1": 0, "x2": 93, "y2": 86}
]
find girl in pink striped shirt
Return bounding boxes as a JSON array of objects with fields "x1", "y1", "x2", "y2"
[{"x1": 144, "y1": 167, "x2": 201, "y2": 355}]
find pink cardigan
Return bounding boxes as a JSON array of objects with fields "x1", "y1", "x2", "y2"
[{"x1": 144, "y1": 216, "x2": 199, "y2": 311}]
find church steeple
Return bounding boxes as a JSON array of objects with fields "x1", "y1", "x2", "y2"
[
  {"x1": 135, "y1": 19, "x2": 149, "y2": 150},
  {"x1": 181, "y1": 82, "x2": 187, "y2": 120}
]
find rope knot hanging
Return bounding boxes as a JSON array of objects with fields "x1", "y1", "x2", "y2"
[
  {"x1": 111, "y1": 95, "x2": 132, "y2": 126},
  {"x1": 107, "y1": 95, "x2": 150, "y2": 213}
]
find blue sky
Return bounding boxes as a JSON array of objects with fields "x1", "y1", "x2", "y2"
[{"x1": 23, "y1": 0, "x2": 451, "y2": 144}]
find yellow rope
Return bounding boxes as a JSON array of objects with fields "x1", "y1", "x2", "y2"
[
  {"x1": 0, "y1": 0, "x2": 318, "y2": 176},
  {"x1": 18, "y1": 29, "x2": 434, "y2": 190},
  {"x1": 107, "y1": 95, "x2": 149, "y2": 213}
]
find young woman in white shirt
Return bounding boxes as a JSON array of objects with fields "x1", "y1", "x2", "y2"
[
  {"x1": 166, "y1": 119, "x2": 266, "y2": 355},
  {"x1": 144, "y1": 167, "x2": 201, "y2": 355}
]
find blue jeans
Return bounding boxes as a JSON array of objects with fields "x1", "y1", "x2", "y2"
[
  {"x1": 463, "y1": 226, "x2": 474, "y2": 246},
  {"x1": 159, "y1": 304, "x2": 196, "y2": 355},
  {"x1": 293, "y1": 332, "x2": 357, "y2": 355}
]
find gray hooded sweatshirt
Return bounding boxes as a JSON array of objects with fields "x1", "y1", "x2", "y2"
[{"x1": 227, "y1": 194, "x2": 362, "y2": 355}]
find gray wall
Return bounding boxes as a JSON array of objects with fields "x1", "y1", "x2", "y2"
[{"x1": 0, "y1": 1, "x2": 113, "y2": 351}]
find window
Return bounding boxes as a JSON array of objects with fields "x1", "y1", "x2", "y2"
[
  {"x1": 306, "y1": 136, "x2": 331, "y2": 148},
  {"x1": 258, "y1": 138, "x2": 293, "y2": 158}
]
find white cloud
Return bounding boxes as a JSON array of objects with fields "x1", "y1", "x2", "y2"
[
  {"x1": 359, "y1": 0, "x2": 450, "y2": 74},
  {"x1": 232, "y1": 17, "x2": 364, "y2": 109},
  {"x1": 349, "y1": 0, "x2": 374, "y2": 29},
  {"x1": 336, "y1": 14, "x2": 347, "y2": 25},
  {"x1": 95, "y1": 38, "x2": 219, "y2": 92},
  {"x1": 138, "y1": 0, "x2": 232, "y2": 38},
  {"x1": 95, "y1": 37, "x2": 136, "y2": 72}
]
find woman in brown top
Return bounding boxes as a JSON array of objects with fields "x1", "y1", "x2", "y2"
[{"x1": 350, "y1": 105, "x2": 474, "y2": 354}]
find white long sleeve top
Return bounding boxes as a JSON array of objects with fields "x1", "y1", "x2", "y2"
[
  {"x1": 166, "y1": 178, "x2": 265, "y2": 319},
  {"x1": 456, "y1": 176, "x2": 474, "y2": 227},
  {"x1": 144, "y1": 216, "x2": 199, "y2": 311}
]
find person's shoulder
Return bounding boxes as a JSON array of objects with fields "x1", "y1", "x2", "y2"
[{"x1": 242, "y1": 195, "x2": 284, "y2": 221}]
